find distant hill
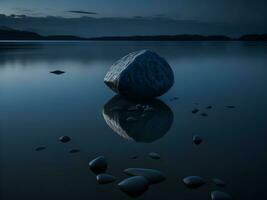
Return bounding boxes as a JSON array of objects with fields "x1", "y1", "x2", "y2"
[
  {"x1": 88, "y1": 35, "x2": 231, "y2": 41},
  {"x1": 0, "y1": 28, "x2": 43, "y2": 40},
  {"x1": 239, "y1": 34, "x2": 267, "y2": 41},
  {"x1": 0, "y1": 27, "x2": 267, "y2": 41}
]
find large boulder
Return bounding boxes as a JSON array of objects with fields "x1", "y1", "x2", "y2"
[{"x1": 104, "y1": 50, "x2": 174, "y2": 99}]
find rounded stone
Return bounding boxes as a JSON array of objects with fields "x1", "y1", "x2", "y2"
[
  {"x1": 118, "y1": 176, "x2": 149, "y2": 197},
  {"x1": 148, "y1": 152, "x2": 161, "y2": 160},
  {"x1": 59, "y1": 136, "x2": 71, "y2": 143},
  {"x1": 212, "y1": 178, "x2": 226, "y2": 187},
  {"x1": 104, "y1": 50, "x2": 174, "y2": 99},
  {"x1": 193, "y1": 135, "x2": 203, "y2": 145},
  {"x1": 96, "y1": 174, "x2": 116, "y2": 184},
  {"x1": 89, "y1": 156, "x2": 108, "y2": 174},
  {"x1": 211, "y1": 191, "x2": 232, "y2": 200},
  {"x1": 182, "y1": 176, "x2": 206, "y2": 189}
]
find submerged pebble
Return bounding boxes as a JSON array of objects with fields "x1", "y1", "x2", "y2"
[
  {"x1": 118, "y1": 176, "x2": 149, "y2": 197},
  {"x1": 192, "y1": 109, "x2": 199, "y2": 114},
  {"x1": 69, "y1": 149, "x2": 80, "y2": 153},
  {"x1": 59, "y1": 136, "x2": 71, "y2": 143},
  {"x1": 193, "y1": 135, "x2": 203, "y2": 145},
  {"x1": 201, "y1": 113, "x2": 208, "y2": 117},
  {"x1": 212, "y1": 178, "x2": 226, "y2": 187},
  {"x1": 170, "y1": 97, "x2": 179, "y2": 101},
  {"x1": 35, "y1": 146, "x2": 46, "y2": 151},
  {"x1": 206, "y1": 106, "x2": 212, "y2": 109},
  {"x1": 226, "y1": 106, "x2": 235, "y2": 109},
  {"x1": 182, "y1": 176, "x2": 206, "y2": 189},
  {"x1": 148, "y1": 152, "x2": 161, "y2": 160},
  {"x1": 50, "y1": 70, "x2": 65, "y2": 75},
  {"x1": 89, "y1": 156, "x2": 108, "y2": 174},
  {"x1": 131, "y1": 155, "x2": 138, "y2": 159},
  {"x1": 124, "y1": 168, "x2": 166, "y2": 184},
  {"x1": 211, "y1": 191, "x2": 232, "y2": 200},
  {"x1": 96, "y1": 174, "x2": 116, "y2": 184}
]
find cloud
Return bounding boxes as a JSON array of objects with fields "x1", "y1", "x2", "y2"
[{"x1": 67, "y1": 10, "x2": 98, "y2": 15}]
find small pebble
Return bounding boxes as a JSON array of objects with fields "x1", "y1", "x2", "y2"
[
  {"x1": 192, "y1": 109, "x2": 199, "y2": 114},
  {"x1": 69, "y1": 149, "x2": 80, "y2": 153},
  {"x1": 124, "y1": 168, "x2": 166, "y2": 184},
  {"x1": 59, "y1": 136, "x2": 71, "y2": 143},
  {"x1": 148, "y1": 152, "x2": 161, "y2": 160},
  {"x1": 35, "y1": 146, "x2": 46, "y2": 151},
  {"x1": 131, "y1": 155, "x2": 138, "y2": 159},
  {"x1": 212, "y1": 178, "x2": 226, "y2": 187},
  {"x1": 206, "y1": 106, "x2": 212, "y2": 109},
  {"x1": 89, "y1": 156, "x2": 108, "y2": 174},
  {"x1": 183, "y1": 176, "x2": 206, "y2": 189},
  {"x1": 226, "y1": 106, "x2": 235, "y2": 109},
  {"x1": 118, "y1": 176, "x2": 149, "y2": 197},
  {"x1": 211, "y1": 191, "x2": 232, "y2": 200},
  {"x1": 170, "y1": 97, "x2": 179, "y2": 101},
  {"x1": 201, "y1": 113, "x2": 208, "y2": 117},
  {"x1": 96, "y1": 174, "x2": 116, "y2": 184},
  {"x1": 193, "y1": 135, "x2": 203, "y2": 145},
  {"x1": 50, "y1": 70, "x2": 65, "y2": 75}
]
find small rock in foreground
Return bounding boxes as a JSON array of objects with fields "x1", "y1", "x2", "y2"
[
  {"x1": 59, "y1": 136, "x2": 71, "y2": 143},
  {"x1": 226, "y1": 106, "x2": 235, "y2": 109},
  {"x1": 192, "y1": 109, "x2": 199, "y2": 114},
  {"x1": 89, "y1": 156, "x2": 108, "y2": 174},
  {"x1": 193, "y1": 135, "x2": 203, "y2": 145},
  {"x1": 118, "y1": 176, "x2": 149, "y2": 197},
  {"x1": 211, "y1": 191, "x2": 232, "y2": 200},
  {"x1": 148, "y1": 152, "x2": 161, "y2": 160},
  {"x1": 183, "y1": 176, "x2": 206, "y2": 189},
  {"x1": 104, "y1": 50, "x2": 174, "y2": 99},
  {"x1": 212, "y1": 178, "x2": 226, "y2": 187},
  {"x1": 124, "y1": 168, "x2": 166, "y2": 184},
  {"x1": 69, "y1": 149, "x2": 80, "y2": 153},
  {"x1": 50, "y1": 70, "x2": 65, "y2": 75},
  {"x1": 131, "y1": 155, "x2": 138, "y2": 159},
  {"x1": 96, "y1": 174, "x2": 116, "y2": 184},
  {"x1": 35, "y1": 146, "x2": 46, "y2": 151}
]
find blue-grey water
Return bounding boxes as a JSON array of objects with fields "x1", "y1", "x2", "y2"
[{"x1": 0, "y1": 41, "x2": 267, "y2": 199}]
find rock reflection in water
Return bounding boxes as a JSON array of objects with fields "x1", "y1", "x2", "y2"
[{"x1": 102, "y1": 95, "x2": 174, "y2": 143}]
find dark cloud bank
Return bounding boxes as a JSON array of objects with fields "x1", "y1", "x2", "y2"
[{"x1": 0, "y1": 14, "x2": 267, "y2": 37}]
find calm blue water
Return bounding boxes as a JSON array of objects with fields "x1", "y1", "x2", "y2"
[{"x1": 0, "y1": 41, "x2": 267, "y2": 199}]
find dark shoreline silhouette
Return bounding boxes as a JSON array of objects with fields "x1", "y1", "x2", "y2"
[{"x1": 0, "y1": 27, "x2": 267, "y2": 41}]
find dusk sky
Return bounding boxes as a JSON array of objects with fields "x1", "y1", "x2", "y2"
[{"x1": 0, "y1": 0, "x2": 267, "y2": 37}]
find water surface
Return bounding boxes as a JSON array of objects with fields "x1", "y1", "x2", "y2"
[{"x1": 1, "y1": 41, "x2": 267, "y2": 199}]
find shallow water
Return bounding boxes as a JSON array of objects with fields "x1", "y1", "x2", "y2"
[{"x1": 0, "y1": 41, "x2": 267, "y2": 199}]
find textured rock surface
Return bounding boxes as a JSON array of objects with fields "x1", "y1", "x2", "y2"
[{"x1": 104, "y1": 50, "x2": 174, "y2": 99}]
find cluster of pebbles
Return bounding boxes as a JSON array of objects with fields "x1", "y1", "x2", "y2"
[
  {"x1": 86, "y1": 152, "x2": 232, "y2": 199},
  {"x1": 35, "y1": 135, "x2": 80, "y2": 154},
  {"x1": 88, "y1": 154, "x2": 166, "y2": 197},
  {"x1": 191, "y1": 104, "x2": 236, "y2": 117}
]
